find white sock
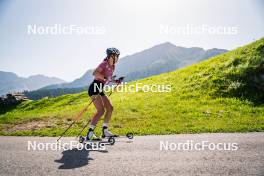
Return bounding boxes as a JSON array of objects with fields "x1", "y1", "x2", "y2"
[
  {"x1": 90, "y1": 124, "x2": 96, "y2": 130},
  {"x1": 102, "y1": 123, "x2": 108, "y2": 128}
]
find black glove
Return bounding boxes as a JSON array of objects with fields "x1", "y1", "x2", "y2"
[
  {"x1": 112, "y1": 75, "x2": 117, "y2": 80},
  {"x1": 115, "y1": 76, "x2": 125, "y2": 84}
]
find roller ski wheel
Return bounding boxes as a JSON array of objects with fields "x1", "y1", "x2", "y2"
[
  {"x1": 79, "y1": 136, "x2": 85, "y2": 143},
  {"x1": 108, "y1": 137, "x2": 115, "y2": 145},
  {"x1": 126, "y1": 132, "x2": 134, "y2": 139}
]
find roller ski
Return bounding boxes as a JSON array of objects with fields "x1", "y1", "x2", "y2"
[
  {"x1": 102, "y1": 126, "x2": 134, "y2": 140},
  {"x1": 79, "y1": 128, "x2": 116, "y2": 145}
]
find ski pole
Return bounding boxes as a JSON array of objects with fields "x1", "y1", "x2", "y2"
[{"x1": 56, "y1": 95, "x2": 98, "y2": 142}]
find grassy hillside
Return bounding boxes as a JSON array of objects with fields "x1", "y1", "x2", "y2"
[{"x1": 0, "y1": 38, "x2": 264, "y2": 136}]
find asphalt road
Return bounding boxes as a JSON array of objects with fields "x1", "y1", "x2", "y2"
[{"x1": 0, "y1": 133, "x2": 263, "y2": 176}]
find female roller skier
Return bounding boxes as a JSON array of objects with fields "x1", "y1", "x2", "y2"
[{"x1": 86, "y1": 48, "x2": 121, "y2": 141}]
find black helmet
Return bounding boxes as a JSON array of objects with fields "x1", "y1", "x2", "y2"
[{"x1": 106, "y1": 48, "x2": 120, "y2": 56}]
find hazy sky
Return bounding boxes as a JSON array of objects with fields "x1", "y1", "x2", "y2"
[{"x1": 0, "y1": 0, "x2": 264, "y2": 81}]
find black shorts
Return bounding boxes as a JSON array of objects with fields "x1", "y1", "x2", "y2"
[{"x1": 88, "y1": 80, "x2": 105, "y2": 97}]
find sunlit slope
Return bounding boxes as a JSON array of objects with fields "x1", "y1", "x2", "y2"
[{"x1": 0, "y1": 38, "x2": 263, "y2": 136}]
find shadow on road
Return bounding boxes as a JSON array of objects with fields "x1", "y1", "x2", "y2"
[{"x1": 55, "y1": 147, "x2": 108, "y2": 169}]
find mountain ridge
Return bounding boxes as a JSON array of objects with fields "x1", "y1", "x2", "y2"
[
  {"x1": 0, "y1": 71, "x2": 65, "y2": 95},
  {"x1": 42, "y1": 42, "x2": 228, "y2": 90}
]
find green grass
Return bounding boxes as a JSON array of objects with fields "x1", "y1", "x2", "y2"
[{"x1": 1, "y1": 38, "x2": 264, "y2": 136}]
